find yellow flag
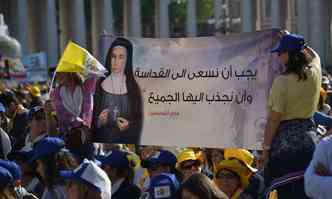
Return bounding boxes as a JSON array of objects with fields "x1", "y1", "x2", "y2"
[
  {"x1": 56, "y1": 41, "x2": 106, "y2": 75},
  {"x1": 56, "y1": 41, "x2": 86, "y2": 73}
]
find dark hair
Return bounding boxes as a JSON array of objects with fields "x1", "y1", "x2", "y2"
[
  {"x1": 37, "y1": 150, "x2": 78, "y2": 188},
  {"x1": 283, "y1": 50, "x2": 310, "y2": 81},
  {"x1": 178, "y1": 173, "x2": 228, "y2": 199},
  {"x1": 56, "y1": 72, "x2": 84, "y2": 86},
  {"x1": 105, "y1": 37, "x2": 143, "y2": 138}
]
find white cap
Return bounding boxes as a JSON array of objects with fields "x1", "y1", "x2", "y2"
[
  {"x1": 60, "y1": 159, "x2": 112, "y2": 199},
  {"x1": 0, "y1": 128, "x2": 11, "y2": 159}
]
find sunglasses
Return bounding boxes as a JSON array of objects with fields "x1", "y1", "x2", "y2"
[
  {"x1": 216, "y1": 170, "x2": 239, "y2": 179},
  {"x1": 181, "y1": 160, "x2": 200, "y2": 170}
]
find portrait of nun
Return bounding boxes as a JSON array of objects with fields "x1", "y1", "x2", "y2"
[{"x1": 92, "y1": 37, "x2": 143, "y2": 144}]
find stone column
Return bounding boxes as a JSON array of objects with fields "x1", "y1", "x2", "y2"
[
  {"x1": 9, "y1": 0, "x2": 29, "y2": 55},
  {"x1": 40, "y1": 0, "x2": 59, "y2": 67},
  {"x1": 130, "y1": 0, "x2": 142, "y2": 37},
  {"x1": 155, "y1": 0, "x2": 169, "y2": 38},
  {"x1": 255, "y1": 0, "x2": 262, "y2": 30},
  {"x1": 91, "y1": 0, "x2": 113, "y2": 55},
  {"x1": 286, "y1": 0, "x2": 296, "y2": 32},
  {"x1": 59, "y1": 0, "x2": 87, "y2": 51},
  {"x1": 214, "y1": 0, "x2": 223, "y2": 31},
  {"x1": 296, "y1": 0, "x2": 308, "y2": 38},
  {"x1": 241, "y1": 0, "x2": 254, "y2": 32},
  {"x1": 123, "y1": 0, "x2": 142, "y2": 37},
  {"x1": 309, "y1": 0, "x2": 325, "y2": 65},
  {"x1": 271, "y1": 0, "x2": 281, "y2": 28},
  {"x1": 186, "y1": 0, "x2": 197, "y2": 37}
]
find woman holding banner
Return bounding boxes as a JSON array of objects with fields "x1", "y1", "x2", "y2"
[
  {"x1": 51, "y1": 41, "x2": 106, "y2": 135},
  {"x1": 261, "y1": 32, "x2": 321, "y2": 198},
  {"x1": 93, "y1": 37, "x2": 143, "y2": 144}
]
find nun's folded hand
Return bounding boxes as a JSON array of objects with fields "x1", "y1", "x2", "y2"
[{"x1": 98, "y1": 109, "x2": 109, "y2": 126}]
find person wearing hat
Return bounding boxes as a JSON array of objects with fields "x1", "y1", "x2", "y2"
[
  {"x1": 0, "y1": 159, "x2": 38, "y2": 199},
  {"x1": 142, "y1": 150, "x2": 177, "y2": 178},
  {"x1": 0, "y1": 165, "x2": 16, "y2": 198},
  {"x1": 214, "y1": 159, "x2": 251, "y2": 199},
  {"x1": 7, "y1": 145, "x2": 44, "y2": 198},
  {"x1": 98, "y1": 149, "x2": 141, "y2": 199},
  {"x1": 0, "y1": 102, "x2": 9, "y2": 132},
  {"x1": 0, "y1": 90, "x2": 29, "y2": 151},
  {"x1": 140, "y1": 149, "x2": 179, "y2": 191},
  {"x1": 60, "y1": 159, "x2": 112, "y2": 199},
  {"x1": 142, "y1": 173, "x2": 179, "y2": 199},
  {"x1": 304, "y1": 135, "x2": 332, "y2": 199},
  {"x1": 30, "y1": 137, "x2": 78, "y2": 199},
  {"x1": 25, "y1": 106, "x2": 48, "y2": 149},
  {"x1": 0, "y1": 127, "x2": 11, "y2": 160},
  {"x1": 261, "y1": 32, "x2": 321, "y2": 198},
  {"x1": 51, "y1": 71, "x2": 96, "y2": 135},
  {"x1": 224, "y1": 148, "x2": 264, "y2": 199},
  {"x1": 29, "y1": 86, "x2": 43, "y2": 109},
  {"x1": 176, "y1": 149, "x2": 203, "y2": 182}
]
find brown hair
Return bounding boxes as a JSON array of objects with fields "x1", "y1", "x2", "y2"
[
  {"x1": 67, "y1": 181, "x2": 102, "y2": 199},
  {"x1": 38, "y1": 150, "x2": 78, "y2": 188},
  {"x1": 283, "y1": 50, "x2": 310, "y2": 81},
  {"x1": 179, "y1": 173, "x2": 228, "y2": 199}
]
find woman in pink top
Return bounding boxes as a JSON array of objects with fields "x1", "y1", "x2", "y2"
[{"x1": 51, "y1": 72, "x2": 96, "y2": 135}]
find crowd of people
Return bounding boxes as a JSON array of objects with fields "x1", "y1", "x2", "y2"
[{"x1": 0, "y1": 32, "x2": 331, "y2": 199}]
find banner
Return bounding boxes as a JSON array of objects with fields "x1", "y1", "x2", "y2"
[
  {"x1": 95, "y1": 30, "x2": 282, "y2": 149},
  {"x1": 21, "y1": 52, "x2": 48, "y2": 82}
]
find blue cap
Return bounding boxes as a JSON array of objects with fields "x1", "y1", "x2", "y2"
[
  {"x1": 0, "y1": 102, "x2": 5, "y2": 113},
  {"x1": 141, "y1": 150, "x2": 177, "y2": 169},
  {"x1": 97, "y1": 150, "x2": 131, "y2": 168},
  {"x1": 60, "y1": 159, "x2": 111, "y2": 197},
  {"x1": 29, "y1": 137, "x2": 65, "y2": 163},
  {"x1": 0, "y1": 166, "x2": 13, "y2": 187},
  {"x1": 148, "y1": 173, "x2": 179, "y2": 199},
  {"x1": 7, "y1": 145, "x2": 34, "y2": 162},
  {"x1": 28, "y1": 106, "x2": 44, "y2": 120},
  {"x1": 0, "y1": 160, "x2": 21, "y2": 181},
  {"x1": 271, "y1": 33, "x2": 306, "y2": 53}
]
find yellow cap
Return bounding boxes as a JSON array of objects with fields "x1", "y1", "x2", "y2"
[
  {"x1": 176, "y1": 149, "x2": 202, "y2": 169},
  {"x1": 224, "y1": 148, "x2": 257, "y2": 172},
  {"x1": 29, "y1": 86, "x2": 41, "y2": 97},
  {"x1": 320, "y1": 87, "x2": 327, "y2": 101},
  {"x1": 214, "y1": 159, "x2": 251, "y2": 188}
]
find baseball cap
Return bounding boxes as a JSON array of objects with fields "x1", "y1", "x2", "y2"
[
  {"x1": 97, "y1": 150, "x2": 133, "y2": 168},
  {"x1": 28, "y1": 106, "x2": 45, "y2": 121},
  {"x1": 0, "y1": 102, "x2": 5, "y2": 113},
  {"x1": 0, "y1": 166, "x2": 13, "y2": 187},
  {"x1": 29, "y1": 86, "x2": 41, "y2": 97},
  {"x1": 147, "y1": 173, "x2": 179, "y2": 199},
  {"x1": 29, "y1": 137, "x2": 65, "y2": 163},
  {"x1": 0, "y1": 128, "x2": 12, "y2": 159},
  {"x1": 141, "y1": 150, "x2": 177, "y2": 169},
  {"x1": 0, "y1": 160, "x2": 21, "y2": 181},
  {"x1": 271, "y1": 33, "x2": 306, "y2": 53},
  {"x1": 60, "y1": 159, "x2": 111, "y2": 199}
]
